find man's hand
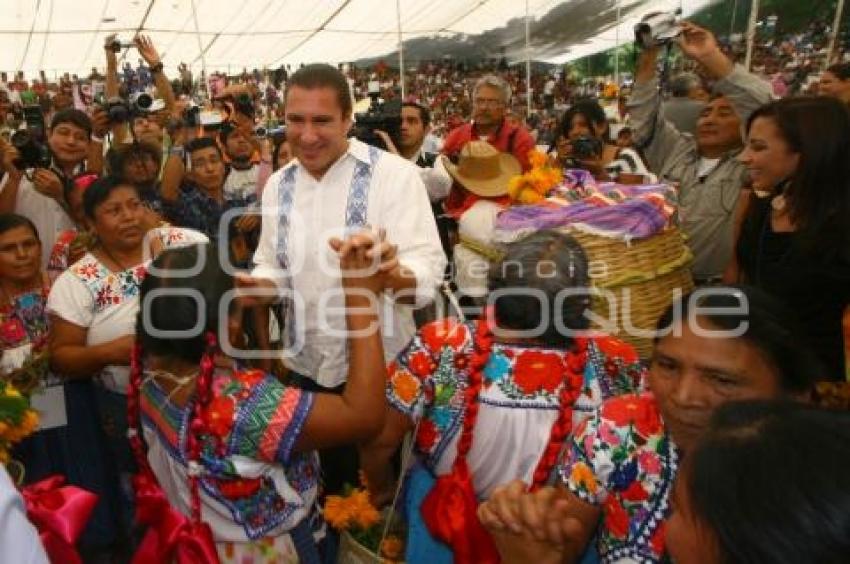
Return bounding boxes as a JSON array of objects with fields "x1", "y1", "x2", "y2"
[
  {"x1": 0, "y1": 138, "x2": 21, "y2": 177},
  {"x1": 374, "y1": 130, "x2": 400, "y2": 155},
  {"x1": 234, "y1": 273, "x2": 278, "y2": 308},
  {"x1": 134, "y1": 34, "x2": 162, "y2": 67},
  {"x1": 32, "y1": 169, "x2": 64, "y2": 200},
  {"x1": 676, "y1": 22, "x2": 733, "y2": 78},
  {"x1": 90, "y1": 106, "x2": 111, "y2": 138}
]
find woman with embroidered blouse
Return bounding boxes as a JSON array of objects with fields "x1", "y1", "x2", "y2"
[
  {"x1": 47, "y1": 176, "x2": 207, "y2": 553},
  {"x1": 129, "y1": 238, "x2": 387, "y2": 563},
  {"x1": 359, "y1": 231, "x2": 645, "y2": 563},
  {"x1": 478, "y1": 286, "x2": 816, "y2": 563}
]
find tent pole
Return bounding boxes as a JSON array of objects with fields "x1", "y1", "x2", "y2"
[
  {"x1": 397, "y1": 0, "x2": 404, "y2": 98},
  {"x1": 191, "y1": 0, "x2": 207, "y2": 84},
  {"x1": 525, "y1": 0, "x2": 531, "y2": 117},
  {"x1": 744, "y1": 0, "x2": 760, "y2": 71},
  {"x1": 614, "y1": 0, "x2": 620, "y2": 87},
  {"x1": 827, "y1": 0, "x2": 846, "y2": 65}
]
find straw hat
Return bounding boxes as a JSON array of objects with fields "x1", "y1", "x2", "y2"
[{"x1": 442, "y1": 140, "x2": 521, "y2": 198}]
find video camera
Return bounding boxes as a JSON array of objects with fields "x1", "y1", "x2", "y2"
[
  {"x1": 106, "y1": 38, "x2": 135, "y2": 53},
  {"x1": 634, "y1": 10, "x2": 682, "y2": 50},
  {"x1": 102, "y1": 92, "x2": 156, "y2": 124},
  {"x1": 11, "y1": 105, "x2": 50, "y2": 170},
  {"x1": 352, "y1": 81, "x2": 401, "y2": 150}
]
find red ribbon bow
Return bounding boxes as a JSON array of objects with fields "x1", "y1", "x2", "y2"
[
  {"x1": 21, "y1": 475, "x2": 98, "y2": 564},
  {"x1": 132, "y1": 472, "x2": 220, "y2": 564},
  {"x1": 420, "y1": 461, "x2": 501, "y2": 564}
]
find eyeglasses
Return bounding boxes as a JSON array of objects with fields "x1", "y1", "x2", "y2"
[{"x1": 474, "y1": 98, "x2": 503, "y2": 107}]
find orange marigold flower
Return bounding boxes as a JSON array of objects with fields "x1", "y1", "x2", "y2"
[
  {"x1": 380, "y1": 536, "x2": 405, "y2": 559},
  {"x1": 391, "y1": 370, "x2": 420, "y2": 405},
  {"x1": 528, "y1": 149, "x2": 548, "y2": 169}
]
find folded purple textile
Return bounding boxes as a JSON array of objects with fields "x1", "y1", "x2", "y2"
[{"x1": 495, "y1": 198, "x2": 669, "y2": 240}]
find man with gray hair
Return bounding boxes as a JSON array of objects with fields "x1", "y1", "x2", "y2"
[
  {"x1": 442, "y1": 74, "x2": 535, "y2": 217},
  {"x1": 660, "y1": 72, "x2": 707, "y2": 135}
]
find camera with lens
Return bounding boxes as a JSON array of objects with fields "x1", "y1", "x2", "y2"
[
  {"x1": 634, "y1": 10, "x2": 682, "y2": 50},
  {"x1": 562, "y1": 135, "x2": 604, "y2": 170},
  {"x1": 253, "y1": 124, "x2": 285, "y2": 139},
  {"x1": 11, "y1": 105, "x2": 50, "y2": 170},
  {"x1": 352, "y1": 81, "x2": 401, "y2": 150},
  {"x1": 102, "y1": 92, "x2": 155, "y2": 124}
]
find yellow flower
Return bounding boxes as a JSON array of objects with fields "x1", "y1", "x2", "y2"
[
  {"x1": 570, "y1": 462, "x2": 598, "y2": 495},
  {"x1": 380, "y1": 536, "x2": 405, "y2": 560},
  {"x1": 5, "y1": 386, "x2": 21, "y2": 398}
]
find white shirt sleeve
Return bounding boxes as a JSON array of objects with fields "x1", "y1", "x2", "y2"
[
  {"x1": 377, "y1": 159, "x2": 447, "y2": 308},
  {"x1": 418, "y1": 155, "x2": 453, "y2": 202},
  {"x1": 0, "y1": 467, "x2": 49, "y2": 564},
  {"x1": 46, "y1": 268, "x2": 94, "y2": 328},
  {"x1": 251, "y1": 168, "x2": 286, "y2": 292}
]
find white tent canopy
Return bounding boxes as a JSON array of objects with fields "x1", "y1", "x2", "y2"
[{"x1": 1, "y1": 0, "x2": 715, "y2": 78}]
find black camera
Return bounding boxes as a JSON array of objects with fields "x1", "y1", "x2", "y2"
[
  {"x1": 571, "y1": 135, "x2": 604, "y2": 159},
  {"x1": 11, "y1": 105, "x2": 50, "y2": 170},
  {"x1": 102, "y1": 92, "x2": 155, "y2": 124},
  {"x1": 352, "y1": 89, "x2": 401, "y2": 151},
  {"x1": 11, "y1": 130, "x2": 50, "y2": 170}
]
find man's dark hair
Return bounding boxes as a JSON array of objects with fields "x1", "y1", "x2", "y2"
[
  {"x1": 684, "y1": 400, "x2": 850, "y2": 564},
  {"x1": 285, "y1": 64, "x2": 352, "y2": 118},
  {"x1": 50, "y1": 108, "x2": 92, "y2": 138},
  {"x1": 106, "y1": 141, "x2": 162, "y2": 179},
  {"x1": 402, "y1": 102, "x2": 431, "y2": 127},
  {"x1": 186, "y1": 136, "x2": 223, "y2": 159}
]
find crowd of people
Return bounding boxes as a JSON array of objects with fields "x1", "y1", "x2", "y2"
[{"x1": 0, "y1": 14, "x2": 847, "y2": 564}]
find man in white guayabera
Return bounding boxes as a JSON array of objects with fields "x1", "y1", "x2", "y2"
[{"x1": 236, "y1": 63, "x2": 446, "y2": 493}]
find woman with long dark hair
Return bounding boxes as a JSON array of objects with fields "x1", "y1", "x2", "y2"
[
  {"x1": 730, "y1": 96, "x2": 850, "y2": 381},
  {"x1": 666, "y1": 400, "x2": 850, "y2": 564}
]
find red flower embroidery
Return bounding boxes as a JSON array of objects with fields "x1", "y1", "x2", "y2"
[
  {"x1": 620, "y1": 480, "x2": 649, "y2": 503},
  {"x1": 601, "y1": 395, "x2": 662, "y2": 439},
  {"x1": 650, "y1": 521, "x2": 666, "y2": 555},
  {"x1": 603, "y1": 496, "x2": 630, "y2": 540},
  {"x1": 513, "y1": 350, "x2": 565, "y2": 394},
  {"x1": 235, "y1": 369, "x2": 265, "y2": 387},
  {"x1": 217, "y1": 477, "x2": 262, "y2": 499},
  {"x1": 204, "y1": 396, "x2": 236, "y2": 437},
  {"x1": 0, "y1": 319, "x2": 27, "y2": 343},
  {"x1": 408, "y1": 351, "x2": 434, "y2": 378},
  {"x1": 420, "y1": 320, "x2": 468, "y2": 353},
  {"x1": 416, "y1": 419, "x2": 439, "y2": 451}
]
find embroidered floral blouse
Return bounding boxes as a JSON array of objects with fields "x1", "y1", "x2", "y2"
[
  {"x1": 559, "y1": 392, "x2": 679, "y2": 563},
  {"x1": 0, "y1": 283, "x2": 49, "y2": 377},
  {"x1": 386, "y1": 318, "x2": 645, "y2": 497},
  {"x1": 140, "y1": 368, "x2": 319, "y2": 545},
  {"x1": 47, "y1": 227, "x2": 208, "y2": 393}
]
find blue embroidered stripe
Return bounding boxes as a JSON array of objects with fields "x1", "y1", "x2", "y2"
[{"x1": 277, "y1": 390, "x2": 315, "y2": 465}]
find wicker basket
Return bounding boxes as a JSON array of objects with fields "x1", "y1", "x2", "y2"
[{"x1": 566, "y1": 227, "x2": 695, "y2": 357}]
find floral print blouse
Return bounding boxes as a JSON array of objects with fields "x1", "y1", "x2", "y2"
[
  {"x1": 386, "y1": 318, "x2": 645, "y2": 497},
  {"x1": 559, "y1": 392, "x2": 679, "y2": 563}
]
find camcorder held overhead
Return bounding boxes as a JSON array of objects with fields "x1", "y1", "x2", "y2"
[
  {"x1": 102, "y1": 92, "x2": 158, "y2": 124},
  {"x1": 352, "y1": 81, "x2": 401, "y2": 151},
  {"x1": 11, "y1": 105, "x2": 50, "y2": 170},
  {"x1": 106, "y1": 38, "x2": 135, "y2": 53},
  {"x1": 634, "y1": 10, "x2": 682, "y2": 50}
]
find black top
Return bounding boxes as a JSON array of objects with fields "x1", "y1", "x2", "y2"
[{"x1": 737, "y1": 195, "x2": 850, "y2": 381}]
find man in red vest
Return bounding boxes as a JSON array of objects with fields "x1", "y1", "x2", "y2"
[{"x1": 442, "y1": 75, "x2": 535, "y2": 218}]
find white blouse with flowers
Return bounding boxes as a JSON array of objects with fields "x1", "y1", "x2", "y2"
[{"x1": 47, "y1": 227, "x2": 207, "y2": 394}]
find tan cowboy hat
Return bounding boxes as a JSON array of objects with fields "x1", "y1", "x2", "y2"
[{"x1": 443, "y1": 140, "x2": 521, "y2": 198}]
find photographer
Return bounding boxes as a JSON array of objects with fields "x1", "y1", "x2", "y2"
[
  {"x1": 629, "y1": 21, "x2": 771, "y2": 283},
  {"x1": 375, "y1": 102, "x2": 453, "y2": 203},
  {"x1": 0, "y1": 109, "x2": 95, "y2": 268},
  {"x1": 549, "y1": 99, "x2": 654, "y2": 183}
]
